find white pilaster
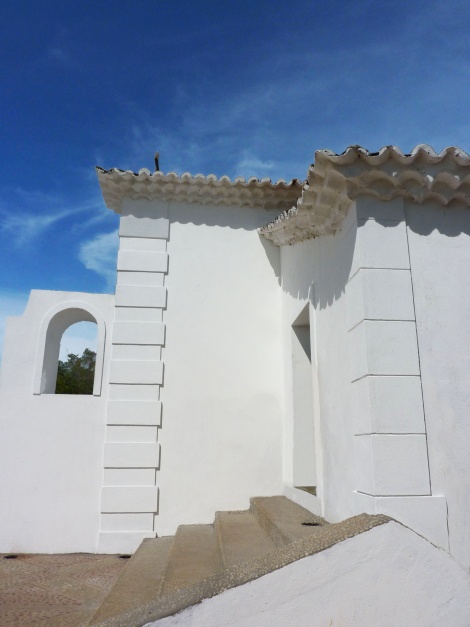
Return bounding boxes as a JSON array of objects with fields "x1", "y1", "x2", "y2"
[
  {"x1": 98, "y1": 200, "x2": 169, "y2": 553},
  {"x1": 347, "y1": 196, "x2": 448, "y2": 549}
]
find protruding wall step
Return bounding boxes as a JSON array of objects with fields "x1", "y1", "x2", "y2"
[
  {"x1": 250, "y1": 496, "x2": 327, "y2": 547},
  {"x1": 161, "y1": 524, "x2": 221, "y2": 595},
  {"x1": 89, "y1": 536, "x2": 173, "y2": 625},
  {"x1": 214, "y1": 511, "x2": 276, "y2": 568}
]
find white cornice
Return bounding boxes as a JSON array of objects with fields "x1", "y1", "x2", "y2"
[
  {"x1": 96, "y1": 167, "x2": 303, "y2": 214},
  {"x1": 260, "y1": 145, "x2": 470, "y2": 246}
]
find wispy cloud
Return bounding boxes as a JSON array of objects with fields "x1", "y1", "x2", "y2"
[
  {"x1": 78, "y1": 230, "x2": 119, "y2": 292},
  {"x1": 117, "y1": 100, "x2": 308, "y2": 182},
  {"x1": 43, "y1": 26, "x2": 75, "y2": 69},
  {"x1": 46, "y1": 46, "x2": 72, "y2": 67},
  {"x1": 106, "y1": 0, "x2": 470, "y2": 184},
  {"x1": 0, "y1": 208, "x2": 76, "y2": 246},
  {"x1": 234, "y1": 153, "x2": 282, "y2": 181},
  {"x1": 0, "y1": 188, "x2": 109, "y2": 247}
]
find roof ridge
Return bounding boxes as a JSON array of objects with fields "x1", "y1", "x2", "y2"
[
  {"x1": 316, "y1": 144, "x2": 470, "y2": 166},
  {"x1": 95, "y1": 165, "x2": 303, "y2": 188},
  {"x1": 96, "y1": 166, "x2": 304, "y2": 213}
]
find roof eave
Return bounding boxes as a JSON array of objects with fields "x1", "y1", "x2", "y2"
[{"x1": 259, "y1": 144, "x2": 470, "y2": 246}]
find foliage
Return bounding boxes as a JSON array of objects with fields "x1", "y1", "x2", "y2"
[{"x1": 55, "y1": 348, "x2": 96, "y2": 395}]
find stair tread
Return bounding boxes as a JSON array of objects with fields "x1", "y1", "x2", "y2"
[
  {"x1": 250, "y1": 495, "x2": 327, "y2": 546},
  {"x1": 89, "y1": 536, "x2": 173, "y2": 625},
  {"x1": 161, "y1": 524, "x2": 221, "y2": 595},
  {"x1": 215, "y1": 511, "x2": 277, "y2": 568}
]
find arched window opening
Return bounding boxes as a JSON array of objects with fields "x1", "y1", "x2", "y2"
[
  {"x1": 56, "y1": 321, "x2": 98, "y2": 395},
  {"x1": 34, "y1": 305, "x2": 106, "y2": 397}
]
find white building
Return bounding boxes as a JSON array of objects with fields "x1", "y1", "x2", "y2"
[{"x1": 1, "y1": 144, "x2": 469, "y2": 579}]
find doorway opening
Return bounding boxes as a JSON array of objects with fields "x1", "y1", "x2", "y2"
[{"x1": 291, "y1": 304, "x2": 316, "y2": 494}]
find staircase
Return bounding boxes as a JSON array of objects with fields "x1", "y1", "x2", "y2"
[{"x1": 89, "y1": 496, "x2": 388, "y2": 626}]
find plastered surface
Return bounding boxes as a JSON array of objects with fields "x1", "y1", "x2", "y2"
[
  {"x1": 156, "y1": 200, "x2": 284, "y2": 535},
  {"x1": 0, "y1": 290, "x2": 114, "y2": 552}
]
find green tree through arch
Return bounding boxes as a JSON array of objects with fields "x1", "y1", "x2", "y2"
[{"x1": 55, "y1": 348, "x2": 96, "y2": 395}]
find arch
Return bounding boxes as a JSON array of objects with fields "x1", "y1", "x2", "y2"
[{"x1": 33, "y1": 301, "x2": 107, "y2": 396}]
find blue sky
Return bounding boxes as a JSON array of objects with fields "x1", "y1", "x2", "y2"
[{"x1": 1, "y1": 0, "x2": 470, "y2": 358}]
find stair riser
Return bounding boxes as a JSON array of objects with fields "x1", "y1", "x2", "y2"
[
  {"x1": 89, "y1": 536, "x2": 173, "y2": 625},
  {"x1": 162, "y1": 525, "x2": 221, "y2": 595},
  {"x1": 215, "y1": 511, "x2": 277, "y2": 568}
]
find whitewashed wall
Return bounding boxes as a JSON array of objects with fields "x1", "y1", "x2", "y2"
[
  {"x1": 280, "y1": 205, "x2": 358, "y2": 519},
  {"x1": 280, "y1": 199, "x2": 451, "y2": 556},
  {"x1": 156, "y1": 203, "x2": 283, "y2": 534},
  {"x1": 155, "y1": 199, "x2": 284, "y2": 535},
  {"x1": 0, "y1": 290, "x2": 113, "y2": 553},
  {"x1": 406, "y1": 201, "x2": 470, "y2": 569}
]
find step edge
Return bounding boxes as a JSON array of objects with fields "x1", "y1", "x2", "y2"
[
  {"x1": 250, "y1": 496, "x2": 328, "y2": 546},
  {"x1": 213, "y1": 511, "x2": 228, "y2": 570},
  {"x1": 250, "y1": 495, "x2": 328, "y2": 526},
  {"x1": 91, "y1": 513, "x2": 391, "y2": 627},
  {"x1": 249, "y1": 497, "x2": 291, "y2": 547}
]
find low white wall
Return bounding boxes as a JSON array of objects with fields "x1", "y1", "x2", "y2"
[
  {"x1": 0, "y1": 290, "x2": 114, "y2": 553},
  {"x1": 156, "y1": 201, "x2": 284, "y2": 535},
  {"x1": 150, "y1": 522, "x2": 470, "y2": 627},
  {"x1": 406, "y1": 201, "x2": 470, "y2": 569}
]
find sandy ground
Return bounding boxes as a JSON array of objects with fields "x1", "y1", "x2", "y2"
[{"x1": 0, "y1": 552, "x2": 128, "y2": 626}]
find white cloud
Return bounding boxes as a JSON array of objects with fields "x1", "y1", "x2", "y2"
[
  {"x1": 0, "y1": 209, "x2": 74, "y2": 246},
  {"x1": 110, "y1": 3, "x2": 470, "y2": 184},
  {"x1": 78, "y1": 230, "x2": 119, "y2": 292},
  {"x1": 0, "y1": 291, "x2": 30, "y2": 366},
  {"x1": 0, "y1": 194, "x2": 108, "y2": 247},
  {"x1": 47, "y1": 46, "x2": 71, "y2": 66},
  {"x1": 234, "y1": 153, "x2": 281, "y2": 181},
  {"x1": 44, "y1": 27, "x2": 74, "y2": 69},
  {"x1": 122, "y1": 110, "x2": 297, "y2": 182}
]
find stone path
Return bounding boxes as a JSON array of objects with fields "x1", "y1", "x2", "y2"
[{"x1": 0, "y1": 552, "x2": 128, "y2": 626}]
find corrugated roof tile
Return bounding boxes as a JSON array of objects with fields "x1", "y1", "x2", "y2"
[
  {"x1": 260, "y1": 144, "x2": 470, "y2": 246},
  {"x1": 96, "y1": 167, "x2": 303, "y2": 213}
]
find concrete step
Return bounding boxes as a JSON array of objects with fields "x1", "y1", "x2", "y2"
[
  {"x1": 89, "y1": 536, "x2": 173, "y2": 625},
  {"x1": 214, "y1": 510, "x2": 276, "y2": 568},
  {"x1": 90, "y1": 496, "x2": 361, "y2": 627},
  {"x1": 91, "y1": 512, "x2": 390, "y2": 627},
  {"x1": 161, "y1": 524, "x2": 221, "y2": 595},
  {"x1": 250, "y1": 495, "x2": 328, "y2": 547}
]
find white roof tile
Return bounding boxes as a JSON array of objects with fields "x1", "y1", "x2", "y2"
[
  {"x1": 96, "y1": 167, "x2": 303, "y2": 213},
  {"x1": 260, "y1": 145, "x2": 470, "y2": 246}
]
